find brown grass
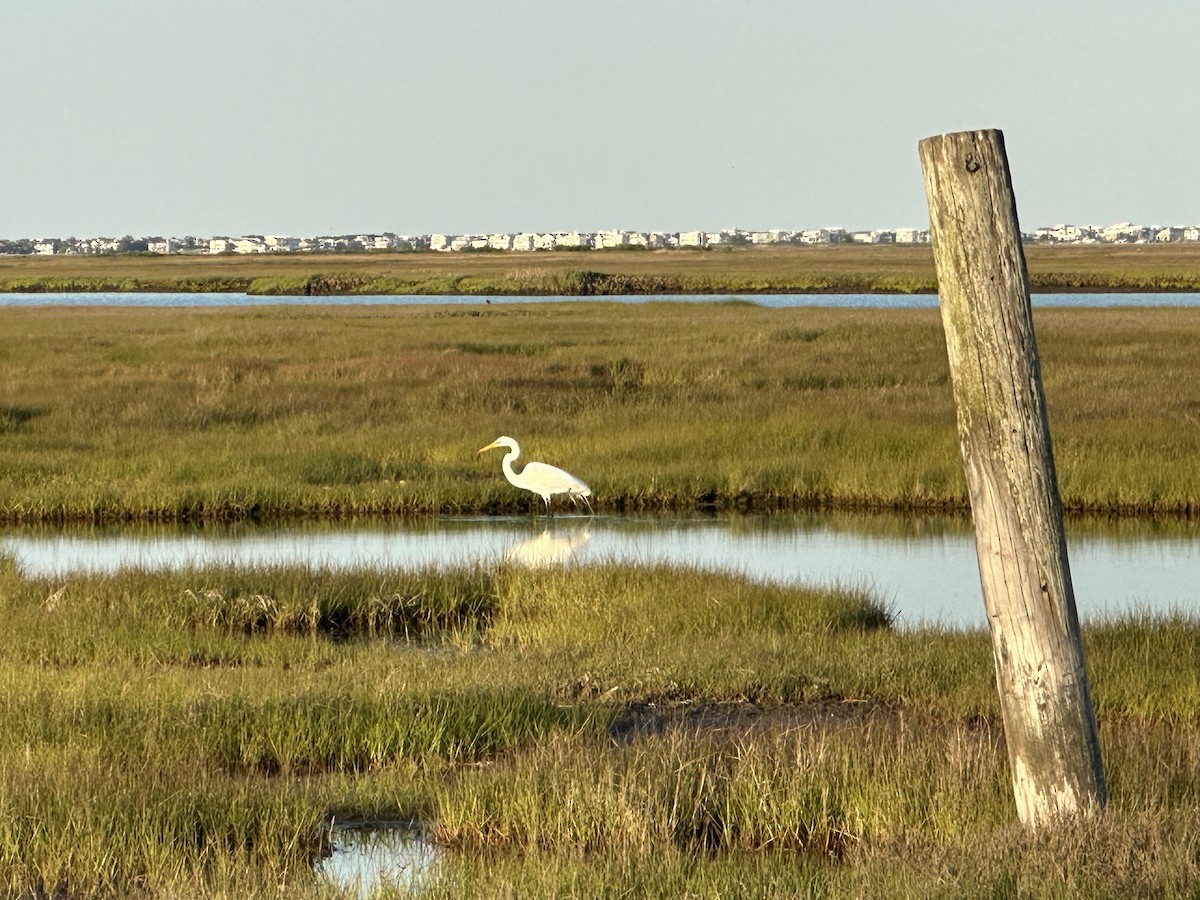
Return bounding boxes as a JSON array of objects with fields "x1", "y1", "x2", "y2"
[{"x1": 2, "y1": 242, "x2": 1200, "y2": 292}]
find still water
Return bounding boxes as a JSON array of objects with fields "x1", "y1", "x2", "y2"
[
  {"x1": 4, "y1": 291, "x2": 1200, "y2": 308},
  {"x1": 2, "y1": 513, "x2": 1196, "y2": 629},
  {"x1": 316, "y1": 820, "x2": 434, "y2": 897}
]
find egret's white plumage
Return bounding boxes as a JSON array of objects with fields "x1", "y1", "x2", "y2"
[{"x1": 478, "y1": 436, "x2": 593, "y2": 514}]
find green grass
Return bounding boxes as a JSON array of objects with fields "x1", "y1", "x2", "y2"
[
  {"x1": 1, "y1": 559, "x2": 1199, "y2": 896},
  {"x1": 1, "y1": 303, "x2": 1199, "y2": 521},
  {"x1": 2, "y1": 272, "x2": 1200, "y2": 896}
]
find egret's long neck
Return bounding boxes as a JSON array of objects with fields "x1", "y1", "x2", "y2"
[{"x1": 502, "y1": 447, "x2": 520, "y2": 481}]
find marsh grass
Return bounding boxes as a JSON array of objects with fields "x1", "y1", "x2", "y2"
[
  {"x1": 5, "y1": 243, "x2": 1200, "y2": 295},
  {"x1": 1, "y1": 559, "x2": 1199, "y2": 896},
  {"x1": 1, "y1": 303, "x2": 1199, "y2": 521},
  {"x1": 3, "y1": 265, "x2": 1200, "y2": 895}
]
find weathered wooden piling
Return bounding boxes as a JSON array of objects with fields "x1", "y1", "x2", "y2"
[{"x1": 918, "y1": 129, "x2": 1106, "y2": 828}]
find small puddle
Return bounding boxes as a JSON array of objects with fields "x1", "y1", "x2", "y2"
[{"x1": 315, "y1": 820, "x2": 437, "y2": 897}]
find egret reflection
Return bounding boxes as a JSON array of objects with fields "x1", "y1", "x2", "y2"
[{"x1": 505, "y1": 525, "x2": 591, "y2": 568}]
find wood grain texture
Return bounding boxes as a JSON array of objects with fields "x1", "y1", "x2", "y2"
[{"x1": 919, "y1": 129, "x2": 1106, "y2": 827}]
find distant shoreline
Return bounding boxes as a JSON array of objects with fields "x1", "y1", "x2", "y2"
[{"x1": 3, "y1": 243, "x2": 1200, "y2": 295}]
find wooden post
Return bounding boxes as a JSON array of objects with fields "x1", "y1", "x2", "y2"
[{"x1": 918, "y1": 129, "x2": 1106, "y2": 828}]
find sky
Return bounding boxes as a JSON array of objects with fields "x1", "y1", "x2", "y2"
[{"x1": 3, "y1": 1, "x2": 1196, "y2": 239}]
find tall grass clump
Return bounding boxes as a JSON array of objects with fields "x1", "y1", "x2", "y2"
[
  {"x1": 0, "y1": 563, "x2": 501, "y2": 667},
  {"x1": 0, "y1": 752, "x2": 326, "y2": 898}
]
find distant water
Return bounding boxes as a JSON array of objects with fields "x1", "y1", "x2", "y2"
[{"x1": 3, "y1": 291, "x2": 1200, "y2": 308}]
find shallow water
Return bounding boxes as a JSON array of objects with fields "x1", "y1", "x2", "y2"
[
  {"x1": 2, "y1": 512, "x2": 1196, "y2": 628},
  {"x1": 315, "y1": 820, "x2": 436, "y2": 897},
  {"x1": 3, "y1": 291, "x2": 1200, "y2": 308}
]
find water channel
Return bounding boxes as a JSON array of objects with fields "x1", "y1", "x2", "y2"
[
  {"x1": 3, "y1": 513, "x2": 1196, "y2": 629},
  {"x1": 5, "y1": 291, "x2": 1200, "y2": 309}
]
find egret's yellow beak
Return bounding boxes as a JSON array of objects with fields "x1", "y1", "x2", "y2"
[{"x1": 478, "y1": 440, "x2": 501, "y2": 454}]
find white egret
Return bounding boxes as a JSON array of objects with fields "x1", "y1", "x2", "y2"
[{"x1": 478, "y1": 436, "x2": 593, "y2": 514}]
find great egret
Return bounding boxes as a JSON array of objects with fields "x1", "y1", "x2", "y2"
[{"x1": 478, "y1": 436, "x2": 593, "y2": 514}]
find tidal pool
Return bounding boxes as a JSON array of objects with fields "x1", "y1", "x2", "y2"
[
  {"x1": 315, "y1": 820, "x2": 436, "y2": 896},
  {"x1": 2, "y1": 512, "x2": 1197, "y2": 628}
]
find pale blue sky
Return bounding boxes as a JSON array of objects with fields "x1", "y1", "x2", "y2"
[{"x1": 3, "y1": 2, "x2": 1195, "y2": 238}]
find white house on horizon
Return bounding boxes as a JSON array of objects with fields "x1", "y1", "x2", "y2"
[
  {"x1": 555, "y1": 232, "x2": 593, "y2": 249},
  {"x1": 595, "y1": 229, "x2": 629, "y2": 249}
]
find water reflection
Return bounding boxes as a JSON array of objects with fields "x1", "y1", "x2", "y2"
[
  {"x1": 315, "y1": 820, "x2": 436, "y2": 897},
  {"x1": 1, "y1": 512, "x2": 1197, "y2": 629},
  {"x1": 506, "y1": 526, "x2": 591, "y2": 567}
]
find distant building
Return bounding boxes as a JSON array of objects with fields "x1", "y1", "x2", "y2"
[
  {"x1": 448, "y1": 235, "x2": 487, "y2": 251},
  {"x1": 20, "y1": 218, "x2": 1200, "y2": 258},
  {"x1": 800, "y1": 228, "x2": 849, "y2": 244},
  {"x1": 1100, "y1": 222, "x2": 1155, "y2": 243},
  {"x1": 1035, "y1": 224, "x2": 1096, "y2": 243},
  {"x1": 265, "y1": 235, "x2": 301, "y2": 252},
  {"x1": 749, "y1": 230, "x2": 793, "y2": 244},
  {"x1": 595, "y1": 229, "x2": 629, "y2": 249},
  {"x1": 395, "y1": 234, "x2": 428, "y2": 251},
  {"x1": 850, "y1": 230, "x2": 894, "y2": 244},
  {"x1": 556, "y1": 231, "x2": 594, "y2": 249}
]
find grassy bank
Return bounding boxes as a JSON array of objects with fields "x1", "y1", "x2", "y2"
[
  {"x1": 3, "y1": 243, "x2": 1200, "y2": 294},
  {"x1": 1, "y1": 559, "x2": 1198, "y2": 896},
  {"x1": 1, "y1": 303, "x2": 1198, "y2": 521}
]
